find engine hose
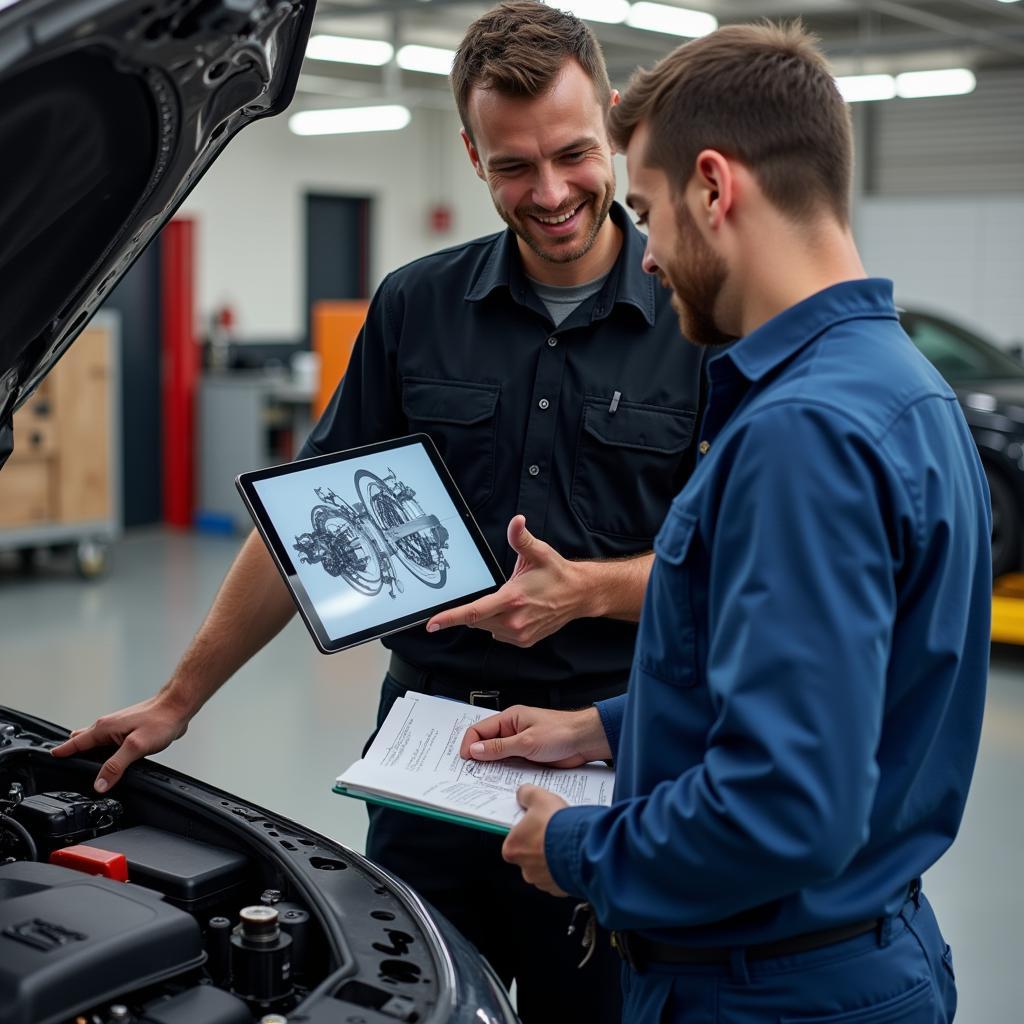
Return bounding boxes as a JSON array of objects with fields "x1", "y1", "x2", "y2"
[{"x1": 0, "y1": 815, "x2": 38, "y2": 861}]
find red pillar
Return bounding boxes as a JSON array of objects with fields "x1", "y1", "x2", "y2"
[{"x1": 161, "y1": 219, "x2": 198, "y2": 527}]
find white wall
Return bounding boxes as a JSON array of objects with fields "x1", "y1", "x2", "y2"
[
  {"x1": 855, "y1": 196, "x2": 1024, "y2": 346},
  {"x1": 846, "y1": 67, "x2": 1024, "y2": 347},
  {"x1": 179, "y1": 104, "x2": 641, "y2": 342},
  {"x1": 181, "y1": 101, "x2": 1023, "y2": 351},
  {"x1": 179, "y1": 105, "x2": 501, "y2": 341}
]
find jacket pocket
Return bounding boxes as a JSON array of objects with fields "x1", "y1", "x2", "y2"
[
  {"x1": 636, "y1": 502, "x2": 700, "y2": 687},
  {"x1": 402, "y1": 377, "x2": 500, "y2": 510},
  {"x1": 571, "y1": 398, "x2": 695, "y2": 541}
]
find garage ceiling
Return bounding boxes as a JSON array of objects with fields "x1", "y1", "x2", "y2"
[{"x1": 295, "y1": 0, "x2": 1024, "y2": 107}]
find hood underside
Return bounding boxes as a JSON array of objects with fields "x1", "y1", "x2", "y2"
[{"x1": 0, "y1": 0, "x2": 315, "y2": 467}]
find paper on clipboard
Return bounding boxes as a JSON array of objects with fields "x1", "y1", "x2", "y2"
[{"x1": 334, "y1": 691, "x2": 615, "y2": 833}]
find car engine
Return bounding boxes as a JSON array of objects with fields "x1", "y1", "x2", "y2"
[{"x1": 0, "y1": 712, "x2": 517, "y2": 1024}]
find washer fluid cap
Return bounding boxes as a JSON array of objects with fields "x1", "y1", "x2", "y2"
[{"x1": 239, "y1": 904, "x2": 279, "y2": 938}]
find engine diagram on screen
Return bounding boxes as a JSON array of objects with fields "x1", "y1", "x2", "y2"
[{"x1": 292, "y1": 468, "x2": 451, "y2": 598}]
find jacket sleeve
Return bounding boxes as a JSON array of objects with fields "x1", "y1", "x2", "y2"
[{"x1": 595, "y1": 694, "x2": 627, "y2": 759}]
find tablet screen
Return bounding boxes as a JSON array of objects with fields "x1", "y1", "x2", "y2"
[{"x1": 239, "y1": 436, "x2": 503, "y2": 653}]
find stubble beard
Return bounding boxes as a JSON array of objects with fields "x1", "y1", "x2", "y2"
[
  {"x1": 495, "y1": 178, "x2": 616, "y2": 266},
  {"x1": 663, "y1": 203, "x2": 737, "y2": 349}
]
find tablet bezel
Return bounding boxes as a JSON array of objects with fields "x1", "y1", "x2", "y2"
[{"x1": 235, "y1": 433, "x2": 505, "y2": 654}]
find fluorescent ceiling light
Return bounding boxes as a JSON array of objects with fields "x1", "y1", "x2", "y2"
[
  {"x1": 306, "y1": 34, "x2": 394, "y2": 66},
  {"x1": 895, "y1": 68, "x2": 976, "y2": 98},
  {"x1": 396, "y1": 44, "x2": 456, "y2": 75},
  {"x1": 289, "y1": 105, "x2": 412, "y2": 136},
  {"x1": 626, "y1": 3, "x2": 717, "y2": 37},
  {"x1": 557, "y1": 0, "x2": 630, "y2": 25},
  {"x1": 835, "y1": 73, "x2": 896, "y2": 103}
]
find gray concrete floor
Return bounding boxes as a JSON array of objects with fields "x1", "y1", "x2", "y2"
[{"x1": 1, "y1": 528, "x2": 1021, "y2": 1020}]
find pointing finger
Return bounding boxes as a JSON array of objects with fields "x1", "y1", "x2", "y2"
[{"x1": 427, "y1": 589, "x2": 513, "y2": 632}]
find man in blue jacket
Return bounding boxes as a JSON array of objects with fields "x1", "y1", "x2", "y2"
[{"x1": 461, "y1": 22, "x2": 991, "y2": 1024}]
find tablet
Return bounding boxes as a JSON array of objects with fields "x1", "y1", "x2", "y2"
[{"x1": 236, "y1": 434, "x2": 505, "y2": 654}]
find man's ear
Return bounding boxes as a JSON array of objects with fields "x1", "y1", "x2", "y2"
[
  {"x1": 461, "y1": 128, "x2": 486, "y2": 181},
  {"x1": 693, "y1": 149, "x2": 734, "y2": 230},
  {"x1": 605, "y1": 91, "x2": 622, "y2": 154}
]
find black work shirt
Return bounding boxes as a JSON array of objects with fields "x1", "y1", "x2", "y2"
[{"x1": 299, "y1": 202, "x2": 703, "y2": 691}]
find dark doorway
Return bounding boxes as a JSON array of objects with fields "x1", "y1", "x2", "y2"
[
  {"x1": 304, "y1": 194, "x2": 371, "y2": 345},
  {"x1": 101, "y1": 243, "x2": 162, "y2": 527}
]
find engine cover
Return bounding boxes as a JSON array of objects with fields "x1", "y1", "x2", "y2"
[{"x1": 0, "y1": 861, "x2": 204, "y2": 1024}]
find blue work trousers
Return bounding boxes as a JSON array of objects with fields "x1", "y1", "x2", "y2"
[{"x1": 622, "y1": 891, "x2": 956, "y2": 1024}]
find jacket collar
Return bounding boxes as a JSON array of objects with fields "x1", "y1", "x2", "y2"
[
  {"x1": 712, "y1": 278, "x2": 899, "y2": 384},
  {"x1": 464, "y1": 201, "x2": 657, "y2": 327}
]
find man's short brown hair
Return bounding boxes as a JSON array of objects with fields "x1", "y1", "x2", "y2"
[
  {"x1": 451, "y1": 1, "x2": 613, "y2": 142},
  {"x1": 608, "y1": 21, "x2": 853, "y2": 224}
]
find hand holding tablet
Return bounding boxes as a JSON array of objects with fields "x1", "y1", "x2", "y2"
[{"x1": 236, "y1": 435, "x2": 505, "y2": 654}]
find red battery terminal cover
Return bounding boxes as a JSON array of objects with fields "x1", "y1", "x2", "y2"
[{"x1": 49, "y1": 844, "x2": 129, "y2": 882}]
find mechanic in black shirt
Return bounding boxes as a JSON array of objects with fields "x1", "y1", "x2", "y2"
[{"x1": 54, "y1": 4, "x2": 703, "y2": 1020}]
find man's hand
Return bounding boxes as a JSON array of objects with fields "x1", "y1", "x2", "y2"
[
  {"x1": 460, "y1": 704, "x2": 611, "y2": 767},
  {"x1": 502, "y1": 784, "x2": 569, "y2": 896},
  {"x1": 426, "y1": 515, "x2": 589, "y2": 647},
  {"x1": 50, "y1": 693, "x2": 192, "y2": 793},
  {"x1": 49, "y1": 529, "x2": 297, "y2": 795}
]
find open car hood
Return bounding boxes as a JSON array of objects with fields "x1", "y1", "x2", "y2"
[
  {"x1": 0, "y1": 0, "x2": 315, "y2": 469},
  {"x1": 0, "y1": 704, "x2": 518, "y2": 1023}
]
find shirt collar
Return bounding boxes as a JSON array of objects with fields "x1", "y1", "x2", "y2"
[
  {"x1": 713, "y1": 278, "x2": 899, "y2": 384},
  {"x1": 464, "y1": 201, "x2": 657, "y2": 327}
]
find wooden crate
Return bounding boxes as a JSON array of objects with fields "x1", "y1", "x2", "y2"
[
  {"x1": 0, "y1": 458, "x2": 54, "y2": 526},
  {"x1": 0, "y1": 325, "x2": 113, "y2": 529}
]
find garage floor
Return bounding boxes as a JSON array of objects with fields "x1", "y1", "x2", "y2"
[{"x1": 1, "y1": 528, "x2": 1021, "y2": 1019}]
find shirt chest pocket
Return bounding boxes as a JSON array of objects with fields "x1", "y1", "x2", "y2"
[
  {"x1": 402, "y1": 377, "x2": 500, "y2": 510},
  {"x1": 637, "y1": 504, "x2": 701, "y2": 687},
  {"x1": 571, "y1": 398, "x2": 695, "y2": 541}
]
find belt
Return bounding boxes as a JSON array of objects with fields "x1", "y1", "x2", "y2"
[
  {"x1": 386, "y1": 652, "x2": 627, "y2": 712},
  {"x1": 612, "y1": 880, "x2": 924, "y2": 971},
  {"x1": 611, "y1": 918, "x2": 880, "y2": 971}
]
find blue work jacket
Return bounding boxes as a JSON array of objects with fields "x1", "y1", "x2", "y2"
[{"x1": 546, "y1": 278, "x2": 991, "y2": 947}]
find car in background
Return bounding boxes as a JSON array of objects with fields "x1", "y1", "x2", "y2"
[
  {"x1": 0, "y1": 1, "x2": 517, "y2": 1022},
  {"x1": 900, "y1": 309, "x2": 1024, "y2": 578}
]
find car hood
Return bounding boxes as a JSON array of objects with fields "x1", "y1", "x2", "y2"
[
  {"x1": 0, "y1": 0, "x2": 315, "y2": 469},
  {"x1": 0, "y1": 704, "x2": 519, "y2": 1024}
]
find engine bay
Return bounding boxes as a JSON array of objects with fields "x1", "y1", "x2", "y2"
[{"x1": 0, "y1": 710, "x2": 495, "y2": 1024}]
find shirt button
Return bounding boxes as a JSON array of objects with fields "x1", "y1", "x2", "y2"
[
  {"x1": 528, "y1": 464, "x2": 540, "y2": 477},
  {"x1": 538, "y1": 398, "x2": 550, "y2": 410},
  {"x1": 699, "y1": 440, "x2": 710, "y2": 455},
  {"x1": 547, "y1": 337, "x2": 558, "y2": 348}
]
